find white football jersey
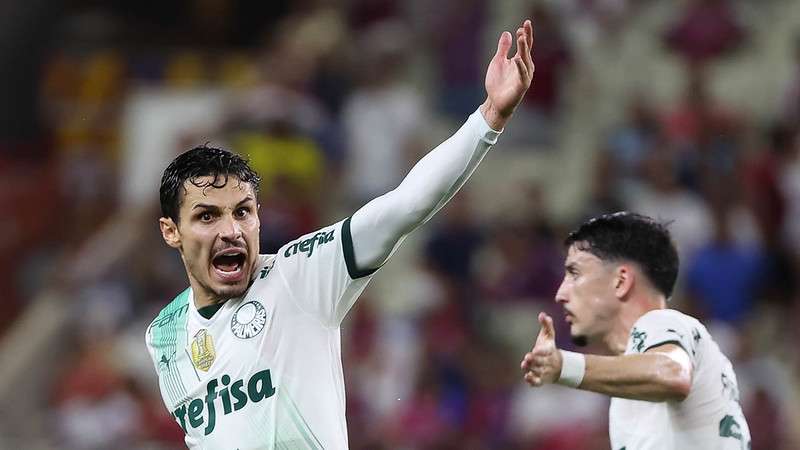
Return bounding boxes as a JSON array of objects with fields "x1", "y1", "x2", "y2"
[
  {"x1": 609, "y1": 309, "x2": 751, "y2": 450},
  {"x1": 145, "y1": 218, "x2": 376, "y2": 449}
]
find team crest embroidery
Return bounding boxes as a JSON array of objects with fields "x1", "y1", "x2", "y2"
[
  {"x1": 190, "y1": 329, "x2": 216, "y2": 371},
  {"x1": 231, "y1": 301, "x2": 267, "y2": 339}
]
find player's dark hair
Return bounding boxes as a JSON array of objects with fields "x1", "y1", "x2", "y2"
[
  {"x1": 565, "y1": 212, "x2": 679, "y2": 299},
  {"x1": 159, "y1": 145, "x2": 261, "y2": 222}
]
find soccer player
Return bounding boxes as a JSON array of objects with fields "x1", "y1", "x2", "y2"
[
  {"x1": 520, "y1": 212, "x2": 751, "y2": 450},
  {"x1": 145, "y1": 20, "x2": 534, "y2": 449}
]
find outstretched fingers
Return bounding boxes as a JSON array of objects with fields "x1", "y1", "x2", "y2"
[
  {"x1": 496, "y1": 31, "x2": 513, "y2": 59},
  {"x1": 523, "y1": 20, "x2": 534, "y2": 75},
  {"x1": 525, "y1": 371, "x2": 542, "y2": 386},
  {"x1": 513, "y1": 30, "x2": 528, "y2": 80},
  {"x1": 538, "y1": 312, "x2": 556, "y2": 340},
  {"x1": 512, "y1": 24, "x2": 532, "y2": 82}
]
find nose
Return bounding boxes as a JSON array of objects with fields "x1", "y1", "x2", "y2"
[
  {"x1": 218, "y1": 213, "x2": 243, "y2": 242},
  {"x1": 554, "y1": 278, "x2": 569, "y2": 305}
]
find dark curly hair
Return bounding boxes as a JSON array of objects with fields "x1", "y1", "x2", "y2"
[
  {"x1": 565, "y1": 212, "x2": 679, "y2": 299},
  {"x1": 159, "y1": 146, "x2": 261, "y2": 222}
]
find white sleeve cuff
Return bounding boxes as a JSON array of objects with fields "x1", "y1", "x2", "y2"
[{"x1": 469, "y1": 108, "x2": 503, "y2": 145}]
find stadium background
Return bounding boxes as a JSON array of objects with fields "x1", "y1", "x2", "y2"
[{"x1": 1, "y1": 0, "x2": 799, "y2": 448}]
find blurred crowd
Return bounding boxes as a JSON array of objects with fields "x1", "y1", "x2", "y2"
[{"x1": 3, "y1": 0, "x2": 800, "y2": 449}]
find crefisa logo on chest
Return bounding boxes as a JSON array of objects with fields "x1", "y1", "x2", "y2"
[{"x1": 231, "y1": 301, "x2": 267, "y2": 339}]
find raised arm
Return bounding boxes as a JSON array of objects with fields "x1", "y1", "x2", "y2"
[
  {"x1": 349, "y1": 20, "x2": 534, "y2": 272},
  {"x1": 520, "y1": 313, "x2": 693, "y2": 402}
]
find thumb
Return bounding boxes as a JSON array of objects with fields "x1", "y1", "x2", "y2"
[
  {"x1": 495, "y1": 31, "x2": 512, "y2": 59},
  {"x1": 537, "y1": 312, "x2": 556, "y2": 341}
]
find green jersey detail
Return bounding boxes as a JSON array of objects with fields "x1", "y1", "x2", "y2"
[
  {"x1": 342, "y1": 217, "x2": 379, "y2": 279},
  {"x1": 719, "y1": 415, "x2": 749, "y2": 449},
  {"x1": 283, "y1": 230, "x2": 335, "y2": 258},
  {"x1": 630, "y1": 327, "x2": 647, "y2": 353},
  {"x1": 173, "y1": 369, "x2": 277, "y2": 436},
  {"x1": 149, "y1": 289, "x2": 191, "y2": 404}
]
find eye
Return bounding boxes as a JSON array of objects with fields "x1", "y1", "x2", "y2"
[
  {"x1": 198, "y1": 211, "x2": 213, "y2": 222},
  {"x1": 235, "y1": 207, "x2": 250, "y2": 218}
]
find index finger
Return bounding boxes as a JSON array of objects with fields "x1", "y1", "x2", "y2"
[{"x1": 538, "y1": 312, "x2": 556, "y2": 339}]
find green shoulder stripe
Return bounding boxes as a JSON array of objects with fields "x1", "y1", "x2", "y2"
[
  {"x1": 149, "y1": 288, "x2": 191, "y2": 405},
  {"x1": 149, "y1": 288, "x2": 191, "y2": 333}
]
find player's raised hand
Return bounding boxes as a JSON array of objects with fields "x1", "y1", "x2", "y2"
[
  {"x1": 480, "y1": 19, "x2": 534, "y2": 130},
  {"x1": 521, "y1": 312, "x2": 562, "y2": 387}
]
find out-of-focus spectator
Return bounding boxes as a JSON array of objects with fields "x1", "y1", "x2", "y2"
[
  {"x1": 342, "y1": 19, "x2": 428, "y2": 205},
  {"x1": 742, "y1": 125, "x2": 790, "y2": 245},
  {"x1": 582, "y1": 150, "x2": 627, "y2": 221},
  {"x1": 424, "y1": 193, "x2": 485, "y2": 284},
  {"x1": 476, "y1": 219, "x2": 563, "y2": 303},
  {"x1": 627, "y1": 148, "x2": 712, "y2": 260},
  {"x1": 664, "y1": 0, "x2": 745, "y2": 64},
  {"x1": 475, "y1": 184, "x2": 563, "y2": 304},
  {"x1": 661, "y1": 68, "x2": 742, "y2": 190},
  {"x1": 780, "y1": 130, "x2": 800, "y2": 256},
  {"x1": 507, "y1": 383, "x2": 608, "y2": 450},
  {"x1": 560, "y1": 0, "x2": 635, "y2": 43},
  {"x1": 741, "y1": 125, "x2": 797, "y2": 308},
  {"x1": 604, "y1": 94, "x2": 661, "y2": 199},
  {"x1": 257, "y1": 174, "x2": 321, "y2": 254},
  {"x1": 503, "y1": 2, "x2": 572, "y2": 145},
  {"x1": 423, "y1": 0, "x2": 487, "y2": 120},
  {"x1": 685, "y1": 179, "x2": 765, "y2": 323},
  {"x1": 780, "y1": 33, "x2": 800, "y2": 126},
  {"x1": 521, "y1": 3, "x2": 572, "y2": 118},
  {"x1": 52, "y1": 341, "x2": 144, "y2": 449}
]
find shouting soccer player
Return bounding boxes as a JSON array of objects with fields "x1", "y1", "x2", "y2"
[
  {"x1": 145, "y1": 20, "x2": 534, "y2": 449},
  {"x1": 521, "y1": 212, "x2": 751, "y2": 450}
]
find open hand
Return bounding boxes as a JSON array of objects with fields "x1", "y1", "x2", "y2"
[
  {"x1": 480, "y1": 19, "x2": 534, "y2": 130},
  {"x1": 521, "y1": 312, "x2": 562, "y2": 387}
]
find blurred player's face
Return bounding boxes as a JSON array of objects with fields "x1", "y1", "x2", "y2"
[
  {"x1": 160, "y1": 176, "x2": 260, "y2": 304},
  {"x1": 554, "y1": 245, "x2": 621, "y2": 346}
]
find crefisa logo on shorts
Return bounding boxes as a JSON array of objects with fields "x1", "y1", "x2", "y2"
[{"x1": 231, "y1": 301, "x2": 267, "y2": 339}]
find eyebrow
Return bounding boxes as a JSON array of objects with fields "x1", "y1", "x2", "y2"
[{"x1": 191, "y1": 196, "x2": 256, "y2": 211}]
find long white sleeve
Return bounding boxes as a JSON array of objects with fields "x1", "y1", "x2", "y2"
[{"x1": 348, "y1": 108, "x2": 502, "y2": 273}]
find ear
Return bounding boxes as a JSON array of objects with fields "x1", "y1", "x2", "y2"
[
  {"x1": 159, "y1": 217, "x2": 182, "y2": 249},
  {"x1": 613, "y1": 264, "x2": 635, "y2": 300}
]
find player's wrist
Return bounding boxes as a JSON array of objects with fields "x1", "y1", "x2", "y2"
[
  {"x1": 479, "y1": 99, "x2": 509, "y2": 131},
  {"x1": 556, "y1": 350, "x2": 586, "y2": 388}
]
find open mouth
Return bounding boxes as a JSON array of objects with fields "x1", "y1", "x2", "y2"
[{"x1": 212, "y1": 249, "x2": 247, "y2": 281}]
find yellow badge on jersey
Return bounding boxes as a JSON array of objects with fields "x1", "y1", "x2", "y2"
[{"x1": 190, "y1": 329, "x2": 216, "y2": 371}]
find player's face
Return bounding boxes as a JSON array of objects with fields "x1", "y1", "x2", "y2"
[
  {"x1": 167, "y1": 176, "x2": 260, "y2": 302},
  {"x1": 554, "y1": 245, "x2": 620, "y2": 346}
]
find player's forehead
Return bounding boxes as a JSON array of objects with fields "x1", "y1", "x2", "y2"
[
  {"x1": 565, "y1": 244, "x2": 604, "y2": 269},
  {"x1": 180, "y1": 175, "x2": 256, "y2": 209}
]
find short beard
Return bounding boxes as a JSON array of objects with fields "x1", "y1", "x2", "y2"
[
  {"x1": 210, "y1": 283, "x2": 249, "y2": 303},
  {"x1": 571, "y1": 335, "x2": 588, "y2": 347}
]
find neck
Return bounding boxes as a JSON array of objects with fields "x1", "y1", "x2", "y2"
[
  {"x1": 602, "y1": 295, "x2": 666, "y2": 355},
  {"x1": 187, "y1": 272, "x2": 256, "y2": 310},
  {"x1": 185, "y1": 270, "x2": 229, "y2": 310},
  {"x1": 192, "y1": 286, "x2": 226, "y2": 310}
]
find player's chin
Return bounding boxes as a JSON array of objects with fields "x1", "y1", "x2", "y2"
[
  {"x1": 211, "y1": 280, "x2": 249, "y2": 300},
  {"x1": 570, "y1": 334, "x2": 589, "y2": 347}
]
